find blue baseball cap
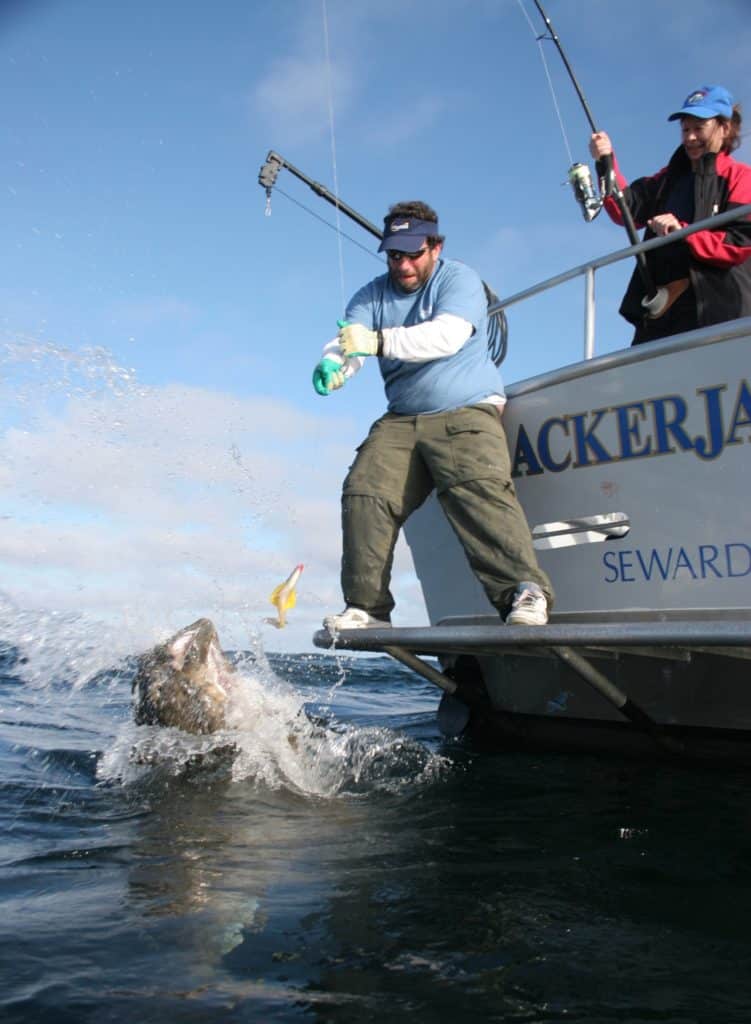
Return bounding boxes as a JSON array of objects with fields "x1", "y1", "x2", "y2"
[
  {"x1": 668, "y1": 85, "x2": 734, "y2": 121},
  {"x1": 378, "y1": 215, "x2": 439, "y2": 252}
]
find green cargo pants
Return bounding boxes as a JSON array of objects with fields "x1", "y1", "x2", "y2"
[{"x1": 341, "y1": 404, "x2": 553, "y2": 620}]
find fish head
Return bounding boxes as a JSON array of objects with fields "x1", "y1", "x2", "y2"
[
  {"x1": 132, "y1": 618, "x2": 233, "y2": 734},
  {"x1": 167, "y1": 617, "x2": 224, "y2": 673}
]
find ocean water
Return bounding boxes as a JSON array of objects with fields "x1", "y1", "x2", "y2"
[{"x1": 2, "y1": 612, "x2": 751, "y2": 1023}]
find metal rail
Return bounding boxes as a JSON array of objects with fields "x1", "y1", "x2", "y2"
[
  {"x1": 313, "y1": 619, "x2": 751, "y2": 656},
  {"x1": 489, "y1": 202, "x2": 751, "y2": 359}
]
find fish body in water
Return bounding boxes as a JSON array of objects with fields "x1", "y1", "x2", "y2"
[{"x1": 132, "y1": 618, "x2": 234, "y2": 734}]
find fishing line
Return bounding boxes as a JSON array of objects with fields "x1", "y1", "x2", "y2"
[
  {"x1": 516, "y1": 0, "x2": 573, "y2": 166},
  {"x1": 272, "y1": 186, "x2": 384, "y2": 263},
  {"x1": 519, "y1": 0, "x2": 657, "y2": 301},
  {"x1": 321, "y1": 0, "x2": 347, "y2": 313}
]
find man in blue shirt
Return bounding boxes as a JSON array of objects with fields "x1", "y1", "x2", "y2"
[{"x1": 313, "y1": 200, "x2": 553, "y2": 629}]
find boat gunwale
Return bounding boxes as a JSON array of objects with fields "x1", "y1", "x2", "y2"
[{"x1": 505, "y1": 316, "x2": 751, "y2": 400}]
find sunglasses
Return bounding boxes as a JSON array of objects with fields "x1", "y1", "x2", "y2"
[{"x1": 386, "y1": 248, "x2": 429, "y2": 262}]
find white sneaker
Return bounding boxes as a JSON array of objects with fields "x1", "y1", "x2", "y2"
[
  {"x1": 323, "y1": 607, "x2": 392, "y2": 631},
  {"x1": 505, "y1": 582, "x2": 548, "y2": 625}
]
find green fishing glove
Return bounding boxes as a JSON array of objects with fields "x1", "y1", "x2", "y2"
[
  {"x1": 337, "y1": 320, "x2": 382, "y2": 358},
  {"x1": 312, "y1": 357, "x2": 346, "y2": 396}
]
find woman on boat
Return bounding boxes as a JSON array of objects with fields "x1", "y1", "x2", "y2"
[{"x1": 589, "y1": 84, "x2": 751, "y2": 345}]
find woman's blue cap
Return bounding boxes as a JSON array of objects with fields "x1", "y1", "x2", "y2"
[{"x1": 668, "y1": 85, "x2": 734, "y2": 121}]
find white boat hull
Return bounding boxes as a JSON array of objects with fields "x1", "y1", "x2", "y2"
[
  {"x1": 407, "y1": 321, "x2": 751, "y2": 622},
  {"x1": 404, "y1": 322, "x2": 751, "y2": 745}
]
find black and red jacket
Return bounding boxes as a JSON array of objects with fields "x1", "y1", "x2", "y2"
[{"x1": 600, "y1": 146, "x2": 751, "y2": 328}]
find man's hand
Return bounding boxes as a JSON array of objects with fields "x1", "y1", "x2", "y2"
[
  {"x1": 312, "y1": 357, "x2": 346, "y2": 396},
  {"x1": 337, "y1": 321, "x2": 381, "y2": 358}
]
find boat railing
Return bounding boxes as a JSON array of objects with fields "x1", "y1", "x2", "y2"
[{"x1": 488, "y1": 202, "x2": 751, "y2": 360}]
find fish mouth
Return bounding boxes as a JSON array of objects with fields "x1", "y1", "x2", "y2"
[
  {"x1": 168, "y1": 618, "x2": 223, "y2": 670},
  {"x1": 133, "y1": 617, "x2": 233, "y2": 734},
  {"x1": 188, "y1": 622, "x2": 233, "y2": 691}
]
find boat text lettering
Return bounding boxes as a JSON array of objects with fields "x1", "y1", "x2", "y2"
[
  {"x1": 603, "y1": 542, "x2": 751, "y2": 583},
  {"x1": 511, "y1": 380, "x2": 751, "y2": 477}
]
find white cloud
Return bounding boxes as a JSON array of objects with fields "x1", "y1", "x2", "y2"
[
  {"x1": 0, "y1": 371, "x2": 426, "y2": 653},
  {"x1": 367, "y1": 96, "x2": 451, "y2": 148},
  {"x1": 252, "y1": 54, "x2": 355, "y2": 145}
]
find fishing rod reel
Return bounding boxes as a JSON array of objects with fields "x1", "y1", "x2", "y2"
[
  {"x1": 567, "y1": 161, "x2": 602, "y2": 222},
  {"x1": 530, "y1": 0, "x2": 658, "y2": 300}
]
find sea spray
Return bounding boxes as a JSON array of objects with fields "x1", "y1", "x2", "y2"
[
  {"x1": 100, "y1": 649, "x2": 450, "y2": 799},
  {"x1": 0, "y1": 331, "x2": 337, "y2": 640}
]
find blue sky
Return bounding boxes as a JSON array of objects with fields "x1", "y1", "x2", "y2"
[{"x1": 1, "y1": 0, "x2": 749, "y2": 653}]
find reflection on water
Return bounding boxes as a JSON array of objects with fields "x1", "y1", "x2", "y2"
[{"x1": 2, "y1": 613, "x2": 751, "y2": 1022}]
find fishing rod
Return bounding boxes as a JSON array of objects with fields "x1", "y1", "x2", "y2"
[
  {"x1": 258, "y1": 150, "x2": 382, "y2": 239},
  {"x1": 531, "y1": 0, "x2": 658, "y2": 304},
  {"x1": 258, "y1": 150, "x2": 509, "y2": 366}
]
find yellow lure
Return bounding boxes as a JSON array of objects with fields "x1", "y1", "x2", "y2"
[{"x1": 266, "y1": 563, "x2": 304, "y2": 628}]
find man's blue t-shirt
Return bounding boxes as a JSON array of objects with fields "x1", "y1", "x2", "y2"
[{"x1": 345, "y1": 258, "x2": 506, "y2": 415}]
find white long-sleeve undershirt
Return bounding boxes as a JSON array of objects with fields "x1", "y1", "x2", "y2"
[
  {"x1": 322, "y1": 313, "x2": 472, "y2": 373},
  {"x1": 320, "y1": 313, "x2": 505, "y2": 407},
  {"x1": 381, "y1": 312, "x2": 474, "y2": 361}
]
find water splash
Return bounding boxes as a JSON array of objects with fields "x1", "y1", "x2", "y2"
[
  {"x1": 0, "y1": 332, "x2": 139, "y2": 411},
  {"x1": 0, "y1": 590, "x2": 133, "y2": 691},
  {"x1": 99, "y1": 658, "x2": 450, "y2": 799},
  {"x1": 1, "y1": 599, "x2": 449, "y2": 802},
  {"x1": 0, "y1": 330, "x2": 327, "y2": 639}
]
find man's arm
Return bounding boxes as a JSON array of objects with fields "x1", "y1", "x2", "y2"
[
  {"x1": 378, "y1": 313, "x2": 473, "y2": 361},
  {"x1": 339, "y1": 263, "x2": 484, "y2": 362}
]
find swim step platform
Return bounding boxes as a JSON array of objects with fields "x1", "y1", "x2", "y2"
[{"x1": 313, "y1": 618, "x2": 751, "y2": 659}]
